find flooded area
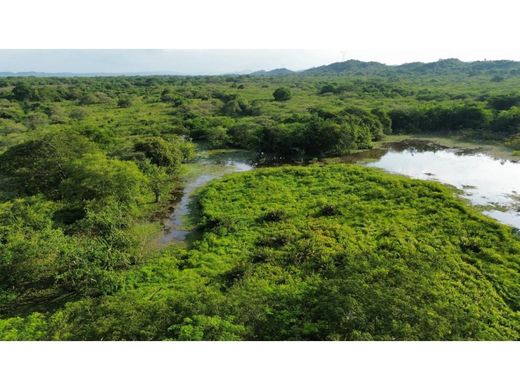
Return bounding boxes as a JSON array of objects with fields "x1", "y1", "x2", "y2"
[
  {"x1": 160, "y1": 150, "x2": 254, "y2": 244},
  {"x1": 363, "y1": 140, "x2": 520, "y2": 229},
  {"x1": 161, "y1": 139, "x2": 520, "y2": 246}
]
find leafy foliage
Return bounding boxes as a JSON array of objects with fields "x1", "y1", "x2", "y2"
[
  {"x1": 3, "y1": 165, "x2": 518, "y2": 340},
  {"x1": 273, "y1": 87, "x2": 292, "y2": 102},
  {"x1": 0, "y1": 68, "x2": 519, "y2": 340}
]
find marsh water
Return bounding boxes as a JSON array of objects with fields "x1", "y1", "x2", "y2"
[
  {"x1": 362, "y1": 140, "x2": 520, "y2": 229},
  {"x1": 161, "y1": 140, "x2": 520, "y2": 244},
  {"x1": 161, "y1": 150, "x2": 254, "y2": 244}
]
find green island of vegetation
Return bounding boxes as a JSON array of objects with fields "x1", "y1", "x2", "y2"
[{"x1": 0, "y1": 58, "x2": 519, "y2": 340}]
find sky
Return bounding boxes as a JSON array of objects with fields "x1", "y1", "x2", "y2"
[
  {"x1": 0, "y1": 50, "x2": 343, "y2": 75},
  {"x1": 0, "y1": 47, "x2": 517, "y2": 76},
  {"x1": 1, "y1": 1, "x2": 519, "y2": 74}
]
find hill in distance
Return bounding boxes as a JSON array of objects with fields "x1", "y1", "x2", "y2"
[
  {"x1": 299, "y1": 58, "x2": 520, "y2": 77},
  {"x1": 250, "y1": 68, "x2": 295, "y2": 76},
  {"x1": 2, "y1": 58, "x2": 520, "y2": 78}
]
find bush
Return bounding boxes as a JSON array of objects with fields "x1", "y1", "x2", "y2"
[
  {"x1": 0, "y1": 132, "x2": 97, "y2": 197},
  {"x1": 59, "y1": 153, "x2": 147, "y2": 206},
  {"x1": 70, "y1": 108, "x2": 89, "y2": 121},
  {"x1": 134, "y1": 137, "x2": 183, "y2": 169},
  {"x1": 261, "y1": 209, "x2": 288, "y2": 222},
  {"x1": 319, "y1": 84, "x2": 336, "y2": 94},
  {"x1": 319, "y1": 203, "x2": 341, "y2": 216},
  {"x1": 273, "y1": 87, "x2": 292, "y2": 102},
  {"x1": 0, "y1": 313, "x2": 48, "y2": 340},
  {"x1": 117, "y1": 96, "x2": 133, "y2": 108}
]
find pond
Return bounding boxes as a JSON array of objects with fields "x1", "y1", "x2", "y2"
[
  {"x1": 161, "y1": 140, "x2": 520, "y2": 245},
  {"x1": 362, "y1": 140, "x2": 520, "y2": 229}
]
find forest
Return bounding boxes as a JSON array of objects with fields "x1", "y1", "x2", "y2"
[{"x1": 0, "y1": 59, "x2": 519, "y2": 340}]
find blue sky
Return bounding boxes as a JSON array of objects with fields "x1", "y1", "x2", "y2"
[{"x1": 0, "y1": 50, "x2": 344, "y2": 75}]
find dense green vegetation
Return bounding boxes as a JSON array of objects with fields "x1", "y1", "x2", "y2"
[
  {"x1": 263, "y1": 58, "x2": 520, "y2": 77},
  {"x1": 0, "y1": 59, "x2": 519, "y2": 340},
  {"x1": 1, "y1": 165, "x2": 519, "y2": 340},
  {"x1": 2, "y1": 59, "x2": 520, "y2": 160}
]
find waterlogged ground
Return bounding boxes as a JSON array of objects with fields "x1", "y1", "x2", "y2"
[
  {"x1": 363, "y1": 140, "x2": 520, "y2": 229},
  {"x1": 161, "y1": 150, "x2": 254, "y2": 244},
  {"x1": 162, "y1": 139, "x2": 520, "y2": 245}
]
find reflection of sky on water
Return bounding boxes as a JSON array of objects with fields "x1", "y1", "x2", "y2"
[
  {"x1": 162, "y1": 145, "x2": 520, "y2": 244},
  {"x1": 161, "y1": 155, "x2": 254, "y2": 244},
  {"x1": 366, "y1": 149, "x2": 520, "y2": 229}
]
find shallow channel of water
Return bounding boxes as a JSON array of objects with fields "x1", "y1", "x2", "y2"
[
  {"x1": 161, "y1": 140, "x2": 520, "y2": 245},
  {"x1": 160, "y1": 150, "x2": 254, "y2": 244}
]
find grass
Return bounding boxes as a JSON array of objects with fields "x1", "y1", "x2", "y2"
[{"x1": 4, "y1": 163, "x2": 520, "y2": 340}]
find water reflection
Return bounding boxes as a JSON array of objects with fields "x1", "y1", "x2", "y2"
[
  {"x1": 162, "y1": 141, "x2": 520, "y2": 245},
  {"x1": 161, "y1": 151, "x2": 254, "y2": 244},
  {"x1": 365, "y1": 141, "x2": 520, "y2": 229}
]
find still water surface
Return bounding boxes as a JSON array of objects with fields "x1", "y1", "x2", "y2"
[
  {"x1": 364, "y1": 141, "x2": 520, "y2": 229},
  {"x1": 162, "y1": 141, "x2": 520, "y2": 244},
  {"x1": 161, "y1": 150, "x2": 254, "y2": 244}
]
